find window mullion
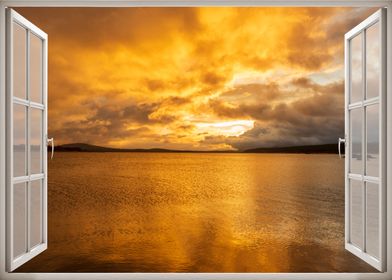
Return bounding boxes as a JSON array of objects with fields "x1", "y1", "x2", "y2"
[
  {"x1": 362, "y1": 29, "x2": 367, "y2": 253},
  {"x1": 26, "y1": 29, "x2": 31, "y2": 253}
]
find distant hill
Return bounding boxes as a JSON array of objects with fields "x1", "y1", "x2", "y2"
[
  {"x1": 53, "y1": 143, "x2": 340, "y2": 154},
  {"x1": 54, "y1": 143, "x2": 191, "y2": 153},
  {"x1": 243, "y1": 143, "x2": 340, "y2": 154}
]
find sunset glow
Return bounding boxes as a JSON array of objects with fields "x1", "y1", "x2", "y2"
[
  {"x1": 195, "y1": 120, "x2": 255, "y2": 137},
  {"x1": 16, "y1": 7, "x2": 376, "y2": 151}
]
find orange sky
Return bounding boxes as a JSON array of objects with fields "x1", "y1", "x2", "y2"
[{"x1": 16, "y1": 7, "x2": 376, "y2": 151}]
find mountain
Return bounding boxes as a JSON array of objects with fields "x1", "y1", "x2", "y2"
[
  {"x1": 243, "y1": 143, "x2": 340, "y2": 154},
  {"x1": 54, "y1": 143, "x2": 189, "y2": 153},
  {"x1": 54, "y1": 143, "x2": 340, "y2": 154},
  {"x1": 56, "y1": 143, "x2": 119, "y2": 152}
]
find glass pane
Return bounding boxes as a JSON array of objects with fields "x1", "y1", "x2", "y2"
[
  {"x1": 350, "y1": 109, "x2": 362, "y2": 174},
  {"x1": 30, "y1": 180, "x2": 42, "y2": 248},
  {"x1": 366, "y1": 105, "x2": 379, "y2": 177},
  {"x1": 351, "y1": 33, "x2": 363, "y2": 103},
  {"x1": 13, "y1": 182, "x2": 26, "y2": 258},
  {"x1": 366, "y1": 22, "x2": 380, "y2": 99},
  {"x1": 30, "y1": 34, "x2": 43, "y2": 103},
  {"x1": 350, "y1": 179, "x2": 363, "y2": 248},
  {"x1": 366, "y1": 182, "x2": 379, "y2": 259},
  {"x1": 13, "y1": 104, "x2": 26, "y2": 177},
  {"x1": 31, "y1": 109, "x2": 43, "y2": 174},
  {"x1": 13, "y1": 23, "x2": 26, "y2": 99}
]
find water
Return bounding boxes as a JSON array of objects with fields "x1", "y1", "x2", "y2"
[{"x1": 16, "y1": 152, "x2": 376, "y2": 272}]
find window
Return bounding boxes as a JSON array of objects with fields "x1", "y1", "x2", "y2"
[
  {"x1": 0, "y1": 1, "x2": 390, "y2": 279},
  {"x1": 344, "y1": 10, "x2": 386, "y2": 271},
  {"x1": 5, "y1": 9, "x2": 48, "y2": 271}
]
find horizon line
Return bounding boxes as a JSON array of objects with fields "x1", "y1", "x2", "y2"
[{"x1": 52, "y1": 142, "x2": 340, "y2": 154}]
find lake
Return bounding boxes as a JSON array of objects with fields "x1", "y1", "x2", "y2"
[{"x1": 16, "y1": 152, "x2": 376, "y2": 272}]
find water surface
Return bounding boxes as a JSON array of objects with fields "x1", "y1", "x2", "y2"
[{"x1": 17, "y1": 153, "x2": 376, "y2": 272}]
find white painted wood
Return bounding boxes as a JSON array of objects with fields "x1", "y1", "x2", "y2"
[
  {"x1": 379, "y1": 7, "x2": 387, "y2": 273},
  {"x1": 348, "y1": 174, "x2": 380, "y2": 184},
  {"x1": 345, "y1": 11, "x2": 384, "y2": 40},
  {"x1": 5, "y1": 8, "x2": 48, "y2": 272},
  {"x1": 5, "y1": 5, "x2": 13, "y2": 275},
  {"x1": 344, "y1": 8, "x2": 386, "y2": 272},
  {"x1": 0, "y1": 1, "x2": 390, "y2": 280},
  {"x1": 346, "y1": 242, "x2": 382, "y2": 270},
  {"x1": 0, "y1": 0, "x2": 390, "y2": 8},
  {"x1": 347, "y1": 97, "x2": 380, "y2": 110},
  {"x1": 42, "y1": 17, "x2": 48, "y2": 254},
  {"x1": 344, "y1": 21, "x2": 350, "y2": 259}
]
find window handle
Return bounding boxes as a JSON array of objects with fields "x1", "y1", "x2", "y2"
[
  {"x1": 47, "y1": 137, "x2": 54, "y2": 160},
  {"x1": 338, "y1": 137, "x2": 345, "y2": 159}
]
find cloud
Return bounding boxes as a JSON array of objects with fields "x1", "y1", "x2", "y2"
[
  {"x1": 15, "y1": 7, "x2": 376, "y2": 150},
  {"x1": 202, "y1": 77, "x2": 344, "y2": 150}
]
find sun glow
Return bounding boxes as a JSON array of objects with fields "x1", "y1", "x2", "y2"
[{"x1": 195, "y1": 120, "x2": 255, "y2": 137}]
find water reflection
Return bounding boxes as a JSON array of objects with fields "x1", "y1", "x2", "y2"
[{"x1": 16, "y1": 153, "x2": 376, "y2": 272}]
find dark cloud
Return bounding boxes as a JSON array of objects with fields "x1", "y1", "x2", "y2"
[
  {"x1": 145, "y1": 79, "x2": 166, "y2": 92},
  {"x1": 163, "y1": 96, "x2": 192, "y2": 106},
  {"x1": 50, "y1": 119, "x2": 150, "y2": 146},
  {"x1": 201, "y1": 72, "x2": 226, "y2": 86},
  {"x1": 122, "y1": 103, "x2": 158, "y2": 123},
  {"x1": 202, "y1": 77, "x2": 345, "y2": 150}
]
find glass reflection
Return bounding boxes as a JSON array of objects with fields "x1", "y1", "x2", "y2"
[
  {"x1": 350, "y1": 109, "x2": 362, "y2": 174},
  {"x1": 366, "y1": 105, "x2": 379, "y2": 177},
  {"x1": 366, "y1": 182, "x2": 379, "y2": 259},
  {"x1": 31, "y1": 109, "x2": 43, "y2": 174},
  {"x1": 366, "y1": 22, "x2": 380, "y2": 99},
  {"x1": 14, "y1": 104, "x2": 26, "y2": 177},
  {"x1": 30, "y1": 34, "x2": 43, "y2": 103},
  {"x1": 351, "y1": 34, "x2": 363, "y2": 104},
  {"x1": 30, "y1": 180, "x2": 43, "y2": 248},
  {"x1": 350, "y1": 179, "x2": 363, "y2": 249},
  {"x1": 13, "y1": 23, "x2": 26, "y2": 99},
  {"x1": 13, "y1": 182, "x2": 27, "y2": 258}
]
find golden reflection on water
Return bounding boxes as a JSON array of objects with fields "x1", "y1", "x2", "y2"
[{"x1": 16, "y1": 153, "x2": 376, "y2": 272}]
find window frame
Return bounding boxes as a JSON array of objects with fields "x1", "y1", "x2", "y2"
[
  {"x1": 6, "y1": 8, "x2": 48, "y2": 272},
  {"x1": 0, "y1": 1, "x2": 391, "y2": 280},
  {"x1": 344, "y1": 9, "x2": 387, "y2": 271}
]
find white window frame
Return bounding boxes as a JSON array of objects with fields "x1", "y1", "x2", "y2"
[
  {"x1": 6, "y1": 8, "x2": 48, "y2": 272},
  {"x1": 344, "y1": 9, "x2": 387, "y2": 271},
  {"x1": 0, "y1": 1, "x2": 391, "y2": 280}
]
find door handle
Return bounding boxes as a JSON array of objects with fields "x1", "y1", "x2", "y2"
[
  {"x1": 47, "y1": 137, "x2": 54, "y2": 160},
  {"x1": 338, "y1": 137, "x2": 346, "y2": 159}
]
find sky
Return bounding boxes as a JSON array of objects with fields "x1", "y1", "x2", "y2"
[{"x1": 17, "y1": 7, "x2": 376, "y2": 151}]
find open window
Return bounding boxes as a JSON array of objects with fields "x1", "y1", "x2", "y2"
[
  {"x1": 2, "y1": 5, "x2": 388, "y2": 275},
  {"x1": 6, "y1": 9, "x2": 48, "y2": 271},
  {"x1": 343, "y1": 8, "x2": 386, "y2": 271}
]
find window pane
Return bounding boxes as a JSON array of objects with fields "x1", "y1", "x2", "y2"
[
  {"x1": 31, "y1": 108, "x2": 43, "y2": 174},
  {"x1": 13, "y1": 23, "x2": 26, "y2": 99},
  {"x1": 30, "y1": 34, "x2": 43, "y2": 103},
  {"x1": 30, "y1": 180, "x2": 42, "y2": 248},
  {"x1": 13, "y1": 182, "x2": 26, "y2": 258},
  {"x1": 366, "y1": 182, "x2": 379, "y2": 259},
  {"x1": 366, "y1": 104, "x2": 379, "y2": 177},
  {"x1": 351, "y1": 33, "x2": 363, "y2": 103},
  {"x1": 350, "y1": 109, "x2": 362, "y2": 174},
  {"x1": 366, "y1": 22, "x2": 380, "y2": 99},
  {"x1": 350, "y1": 179, "x2": 363, "y2": 248},
  {"x1": 14, "y1": 104, "x2": 26, "y2": 177}
]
